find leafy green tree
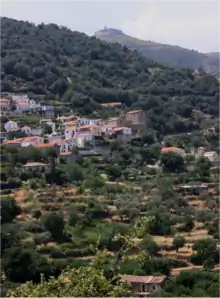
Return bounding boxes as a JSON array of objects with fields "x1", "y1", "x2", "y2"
[
  {"x1": 2, "y1": 247, "x2": 50, "y2": 283},
  {"x1": 194, "y1": 156, "x2": 211, "y2": 179},
  {"x1": 18, "y1": 147, "x2": 44, "y2": 163},
  {"x1": 191, "y1": 239, "x2": 219, "y2": 266},
  {"x1": 66, "y1": 164, "x2": 84, "y2": 182},
  {"x1": 41, "y1": 212, "x2": 65, "y2": 241},
  {"x1": 1, "y1": 196, "x2": 21, "y2": 224},
  {"x1": 1, "y1": 223, "x2": 21, "y2": 253},
  {"x1": 183, "y1": 215, "x2": 195, "y2": 232},
  {"x1": 172, "y1": 236, "x2": 186, "y2": 252},
  {"x1": 68, "y1": 206, "x2": 80, "y2": 226},
  {"x1": 160, "y1": 152, "x2": 185, "y2": 173},
  {"x1": 141, "y1": 237, "x2": 159, "y2": 256},
  {"x1": 148, "y1": 213, "x2": 172, "y2": 236},
  {"x1": 203, "y1": 258, "x2": 215, "y2": 271},
  {"x1": 105, "y1": 165, "x2": 122, "y2": 180},
  {"x1": 83, "y1": 176, "x2": 105, "y2": 189},
  {"x1": 42, "y1": 123, "x2": 53, "y2": 135}
]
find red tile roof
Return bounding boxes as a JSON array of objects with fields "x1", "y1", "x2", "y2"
[
  {"x1": 60, "y1": 152, "x2": 72, "y2": 156},
  {"x1": 112, "y1": 126, "x2": 128, "y2": 132},
  {"x1": 121, "y1": 275, "x2": 165, "y2": 284},
  {"x1": 161, "y1": 147, "x2": 184, "y2": 152},
  {"x1": 2, "y1": 139, "x2": 22, "y2": 145}
]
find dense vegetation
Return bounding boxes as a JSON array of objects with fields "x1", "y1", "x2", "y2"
[
  {"x1": 1, "y1": 138, "x2": 219, "y2": 296},
  {"x1": 1, "y1": 17, "x2": 219, "y2": 136},
  {"x1": 95, "y1": 28, "x2": 220, "y2": 75}
]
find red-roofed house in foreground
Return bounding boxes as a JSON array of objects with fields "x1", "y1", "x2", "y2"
[
  {"x1": 161, "y1": 147, "x2": 186, "y2": 157},
  {"x1": 121, "y1": 275, "x2": 166, "y2": 297}
]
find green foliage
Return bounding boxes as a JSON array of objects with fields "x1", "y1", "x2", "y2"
[
  {"x1": 172, "y1": 236, "x2": 186, "y2": 252},
  {"x1": 159, "y1": 270, "x2": 219, "y2": 297},
  {"x1": 2, "y1": 247, "x2": 50, "y2": 283},
  {"x1": 1, "y1": 196, "x2": 21, "y2": 224},
  {"x1": 160, "y1": 152, "x2": 185, "y2": 173},
  {"x1": 66, "y1": 164, "x2": 84, "y2": 182},
  {"x1": 8, "y1": 266, "x2": 132, "y2": 297},
  {"x1": 41, "y1": 212, "x2": 65, "y2": 241},
  {"x1": 140, "y1": 236, "x2": 159, "y2": 256},
  {"x1": 42, "y1": 123, "x2": 53, "y2": 135},
  {"x1": 105, "y1": 165, "x2": 122, "y2": 180},
  {"x1": 83, "y1": 176, "x2": 105, "y2": 189},
  {"x1": 194, "y1": 156, "x2": 211, "y2": 179},
  {"x1": 191, "y1": 239, "x2": 219, "y2": 266}
]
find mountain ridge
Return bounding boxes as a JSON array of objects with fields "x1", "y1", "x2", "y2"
[{"x1": 94, "y1": 28, "x2": 219, "y2": 75}]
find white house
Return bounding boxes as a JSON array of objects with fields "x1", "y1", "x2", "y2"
[
  {"x1": 76, "y1": 133, "x2": 93, "y2": 148},
  {"x1": 4, "y1": 120, "x2": 19, "y2": 132},
  {"x1": 29, "y1": 127, "x2": 43, "y2": 136},
  {"x1": 0, "y1": 99, "x2": 11, "y2": 111},
  {"x1": 65, "y1": 126, "x2": 79, "y2": 139},
  {"x1": 79, "y1": 124, "x2": 102, "y2": 136},
  {"x1": 204, "y1": 151, "x2": 219, "y2": 162},
  {"x1": 21, "y1": 125, "x2": 31, "y2": 135},
  {"x1": 15, "y1": 97, "x2": 39, "y2": 111},
  {"x1": 79, "y1": 118, "x2": 103, "y2": 126},
  {"x1": 21, "y1": 136, "x2": 43, "y2": 147},
  {"x1": 12, "y1": 94, "x2": 29, "y2": 102}
]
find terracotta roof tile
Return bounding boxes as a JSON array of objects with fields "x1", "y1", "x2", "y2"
[
  {"x1": 113, "y1": 126, "x2": 129, "y2": 132},
  {"x1": 60, "y1": 152, "x2": 72, "y2": 156},
  {"x1": 161, "y1": 147, "x2": 184, "y2": 152}
]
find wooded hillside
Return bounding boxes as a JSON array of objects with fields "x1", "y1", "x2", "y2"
[{"x1": 1, "y1": 17, "x2": 219, "y2": 135}]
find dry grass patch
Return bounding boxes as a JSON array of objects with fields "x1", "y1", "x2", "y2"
[
  {"x1": 188, "y1": 199, "x2": 208, "y2": 210},
  {"x1": 12, "y1": 188, "x2": 32, "y2": 203},
  {"x1": 153, "y1": 236, "x2": 173, "y2": 245},
  {"x1": 179, "y1": 229, "x2": 212, "y2": 242}
]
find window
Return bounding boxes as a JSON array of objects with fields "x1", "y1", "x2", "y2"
[{"x1": 142, "y1": 284, "x2": 145, "y2": 292}]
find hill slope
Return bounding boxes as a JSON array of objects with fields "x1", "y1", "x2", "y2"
[
  {"x1": 94, "y1": 28, "x2": 219, "y2": 75},
  {"x1": 1, "y1": 17, "x2": 219, "y2": 135}
]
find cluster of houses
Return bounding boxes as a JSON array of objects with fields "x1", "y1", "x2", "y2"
[
  {"x1": 1, "y1": 93, "x2": 219, "y2": 167},
  {"x1": 1, "y1": 94, "x2": 147, "y2": 162},
  {"x1": 0, "y1": 94, "x2": 54, "y2": 118},
  {"x1": 160, "y1": 146, "x2": 219, "y2": 164}
]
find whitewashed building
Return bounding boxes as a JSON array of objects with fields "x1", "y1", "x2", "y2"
[{"x1": 4, "y1": 120, "x2": 19, "y2": 132}]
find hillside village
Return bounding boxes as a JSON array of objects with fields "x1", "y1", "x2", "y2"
[
  {"x1": 1, "y1": 93, "x2": 219, "y2": 168},
  {"x1": 1, "y1": 16, "x2": 219, "y2": 298},
  {"x1": 0, "y1": 94, "x2": 146, "y2": 156}
]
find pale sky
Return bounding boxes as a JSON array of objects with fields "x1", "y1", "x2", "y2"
[{"x1": 1, "y1": 0, "x2": 219, "y2": 53}]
